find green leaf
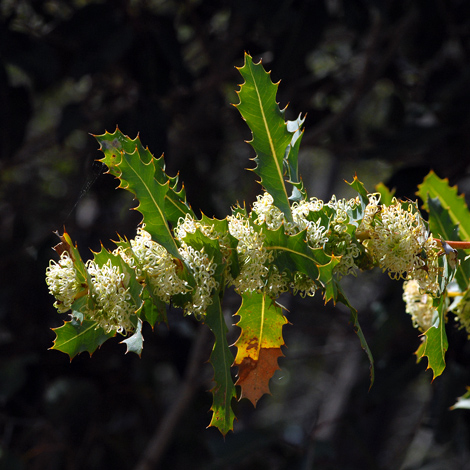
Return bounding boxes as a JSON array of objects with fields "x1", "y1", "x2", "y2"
[
  {"x1": 116, "y1": 150, "x2": 181, "y2": 259},
  {"x1": 51, "y1": 318, "x2": 115, "y2": 359},
  {"x1": 121, "y1": 318, "x2": 144, "y2": 356},
  {"x1": 318, "y1": 255, "x2": 342, "y2": 303},
  {"x1": 417, "y1": 172, "x2": 470, "y2": 243},
  {"x1": 285, "y1": 115, "x2": 305, "y2": 182},
  {"x1": 140, "y1": 289, "x2": 167, "y2": 327},
  {"x1": 417, "y1": 172, "x2": 470, "y2": 290},
  {"x1": 427, "y1": 198, "x2": 459, "y2": 292},
  {"x1": 336, "y1": 284, "x2": 374, "y2": 386},
  {"x1": 426, "y1": 197, "x2": 459, "y2": 242},
  {"x1": 53, "y1": 230, "x2": 89, "y2": 287},
  {"x1": 416, "y1": 295, "x2": 448, "y2": 380},
  {"x1": 204, "y1": 294, "x2": 237, "y2": 435},
  {"x1": 375, "y1": 182, "x2": 395, "y2": 206},
  {"x1": 347, "y1": 176, "x2": 370, "y2": 227},
  {"x1": 235, "y1": 53, "x2": 294, "y2": 222},
  {"x1": 263, "y1": 227, "x2": 320, "y2": 281},
  {"x1": 285, "y1": 115, "x2": 307, "y2": 202},
  {"x1": 200, "y1": 214, "x2": 241, "y2": 281},
  {"x1": 233, "y1": 291, "x2": 287, "y2": 406},
  {"x1": 251, "y1": 219, "x2": 342, "y2": 301},
  {"x1": 94, "y1": 128, "x2": 194, "y2": 226},
  {"x1": 417, "y1": 172, "x2": 470, "y2": 283}
]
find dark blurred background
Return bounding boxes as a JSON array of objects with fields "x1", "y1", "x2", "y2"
[{"x1": 2, "y1": 1, "x2": 470, "y2": 469}]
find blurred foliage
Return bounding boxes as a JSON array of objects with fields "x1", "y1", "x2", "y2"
[{"x1": 2, "y1": 0, "x2": 470, "y2": 468}]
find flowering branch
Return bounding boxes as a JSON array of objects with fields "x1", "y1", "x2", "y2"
[{"x1": 45, "y1": 54, "x2": 470, "y2": 434}]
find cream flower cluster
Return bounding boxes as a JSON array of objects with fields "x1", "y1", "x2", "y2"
[
  {"x1": 86, "y1": 259, "x2": 136, "y2": 334},
  {"x1": 323, "y1": 195, "x2": 362, "y2": 277},
  {"x1": 174, "y1": 215, "x2": 224, "y2": 317},
  {"x1": 252, "y1": 191, "x2": 362, "y2": 279},
  {"x1": 46, "y1": 251, "x2": 82, "y2": 313},
  {"x1": 46, "y1": 188, "x2": 444, "y2": 334},
  {"x1": 291, "y1": 198, "x2": 328, "y2": 248},
  {"x1": 361, "y1": 197, "x2": 439, "y2": 294},
  {"x1": 178, "y1": 242, "x2": 218, "y2": 318},
  {"x1": 252, "y1": 192, "x2": 284, "y2": 231},
  {"x1": 402, "y1": 279, "x2": 436, "y2": 332},
  {"x1": 452, "y1": 295, "x2": 470, "y2": 337},
  {"x1": 175, "y1": 213, "x2": 233, "y2": 270},
  {"x1": 228, "y1": 212, "x2": 273, "y2": 293},
  {"x1": 118, "y1": 227, "x2": 189, "y2": 302}
]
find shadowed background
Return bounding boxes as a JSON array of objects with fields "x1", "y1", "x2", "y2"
[{"x1": 2, "y1": 1, "x2": 470, "y2": 469}]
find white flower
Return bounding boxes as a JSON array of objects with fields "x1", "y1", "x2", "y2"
[
  {"x1": 252, "y1": 192, "x2": 284, "y2": 230},
  {"x1": 452, "y1": 293, "x2": 470, "y2": 337},
  {"x1": 178, "y1": 243, "x2": 218, "y2": 318},
  {"x1": 403, "y1": 279, "x2": 436, "y2": 331},
  {"x1": 86, "y1": 260, "x2": 136, "y2": 334},
  {"x1": 228, "y1": 213, "x2": 272, "y2": 293},
  {"x1": 358, "y1": 193, "x2": 381, "y2": 229},
  {"x1": 291, "y1": 198, "x2": 328, "y2": 247},
  {"x1": 120, "y1": 227, "x2": 189, "y2": 302},
  {"x1": 45, "y1": 252, "x2": 82, "y2": 313},
  {"x1": 175, "y1": 214, "x2": 221, "y2": 240},
  {"x1": 363, "y1": 199, "x2": 438, "y2": 284},
  {"x1": 323, "y1": 196, "x2": 361, "y2": 277}
]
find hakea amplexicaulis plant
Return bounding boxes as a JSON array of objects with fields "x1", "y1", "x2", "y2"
[{"x1": 46, "y1": 53, "x2": 470, "y2": 434}]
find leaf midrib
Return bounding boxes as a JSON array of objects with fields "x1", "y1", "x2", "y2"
[{"x1": 248, "y1": 63, "x2": 290, "y2": 207}]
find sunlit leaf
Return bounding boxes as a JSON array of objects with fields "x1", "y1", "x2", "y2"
[
  {"x1": 233, "y1": 291, "x2": 287, "y2": 406},
  {"x1": 94, "y1": 128, "x2": 193, "y2": 227},
  {"x1": 235, "y1": 53, "x2": 294, "y2": 222},
  {"x1": 51, "y1": 318, "x2": 115, "y2": 359},
  {"x1": 417, "y1": 172, "x2": 470, "y2": 290},
  {"x1": 347, "y1": 176, "x2": 370, "y2": 227},
  {"x1": 205, "y1": 294, "x2": 237, "y2": 435},
  {"x1": 416, "y1": 295, "x2": 448, "y2": 380},
  {"x1": 116, "y1": 150, "x2": 181, "y2": 259}
]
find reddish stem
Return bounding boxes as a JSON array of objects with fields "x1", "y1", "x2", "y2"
[{"x1": 434, "y1": 238, "x2": 470, "y2": 249}]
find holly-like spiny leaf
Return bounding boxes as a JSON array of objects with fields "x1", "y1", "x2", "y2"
[
  {"x1": 347, "y1": 176, "x2": 370, "y2": 227},
  {"x1": 427, "y1": 198, "x2": 459, "y2": 293},
  {"x1": 451, "y1": 387, "x2": 470, "y2": 410},
  {"x1": 199, "y1": 214, "x2": 241, "y2": 281},
  {"x1": 204, "y1": 294, "x2": 237, "y2": 435},
  {"x1": 262, "y1": 226, "x2": 320, "y2": 281},
  {"x1": 336, "y1": 284, "x2": 374, "y2": 386},
  {"x1": 51, "y1": 318, "x2": 115, "y2": 359},
  {"x1": 94, "y1": 128, "x2": 193, "y2": 226},
  {"x1": 418, "y1": 173, "x2": 470, "y2": 291},
  {"x1": 417, "y1": 171, "x2": 470, "y2": 243},
  {"x1": 285, "y1": 115, "x2": 307, "y2": 202},
  {"x1": 235, "y1": 53, "x2": 294, "y2": 222},
  {"x1": 233, "y1": 291, "x2": 287, "y2": 406},
  {"x1": 416, "y1": 294, "x2": 448, "y2": 380},
  {"x1": 114, "y1": 150, "x2": 182, "y2": 259}
]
